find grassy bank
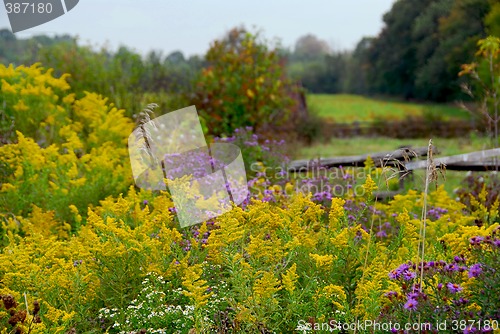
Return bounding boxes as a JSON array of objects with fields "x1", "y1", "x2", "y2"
[{"x1": 307, "y1": 94, "x2": 471, "y2": 123}]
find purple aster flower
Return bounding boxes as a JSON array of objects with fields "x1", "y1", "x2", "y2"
[
  {"x1": 437, "y1": 283, "x2": 443, "y2": 290},
  {"x1": 403, "y1": 271, "x2": 416, "y2": 281},
  {"x1": 398, "y1": 263, "x2": 410, "y2": 272},
  {"x1": 446, "y1": 282, "x2": 463, "y2": 293},
  {"x1": 453, "y1": 297, "x2": 469, "y2": 306},
  {"x1": 468, "y1": 263, "x2": 482, "y2": 278},
  {"x1": 407, "y1": 292, "x2": 419, "y2": 299},
  {"x1": 384, "y1": 291, "x2": 398, "y2": 298},
  {"x1": 376, "y1": 230, "x2": 388, "y2": 238},
  {"x1": 469, "y1": 236, "x2": 484, "y2": 245},
  {"x1": 389, "y1": 270, "x2": 401, "y2": 280},
  {"x1": 404, "y1": 298, "x2": 418, "y2": 311}
]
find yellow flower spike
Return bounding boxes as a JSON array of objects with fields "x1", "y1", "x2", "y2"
[
  {"x1": 315, "y1": 284, "x2": 347, "y2": 311},
  {"x1": 329, "y1": 197, "x2": 345, "y2": 229},
  {"x1": 1, "y1": 78, "x2": 17, "y2": 93},
  {"x1": 252, "y1": 271, "x2": 281, "y2": 304},
  {"x1": 362, "y1": 174, "x2": 378, "y2": 198},
  {"x1": 246, "y1": 233, "x2": 286, "y2": 265},
  {"x1": 353, "y1": 279, "x2": 382, "y2": 319},
  {"x1": 0, "y1": 183, "x2": 16, "y2": 192},
  {"x1": 309, "y1": 253, "x2": 335, "y2": 268},
  {"x1": 282, "y1": 263, "x2": 299, "y2": 294},
  {"x1": 467, "y1": 302, "x2": 482, "y2": 313},
  {"x1": 364, "y1": 155, "x2": 375, "y2": 171},
  {"x1": 68, "y1": 205, "x2": 82, "y2": 223},
  {"x1": 62, "y1": 93, "x2": 75, "y2": 104},
  {"x1": 182, "y1": 264, "x2": 212, "y2": 309},
  {"x1": 0, "y1": 63, "x2": 17, "y2": 78}
]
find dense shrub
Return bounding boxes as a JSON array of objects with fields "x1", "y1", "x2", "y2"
[
  {"x1": 189, "y1": 28, "x2": 296, "y2": 136},
  {"x1": 0, "y1": 64, "x2": 133, "y2": 226}
]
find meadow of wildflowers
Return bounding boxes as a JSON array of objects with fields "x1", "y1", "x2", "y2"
[{"x1": 0, "y1": 63, "x2": 499, "y2": 333}]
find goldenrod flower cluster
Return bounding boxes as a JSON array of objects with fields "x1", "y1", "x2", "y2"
[{"x1": 0, "y1": 64, "x2": 498, "y2": 333}]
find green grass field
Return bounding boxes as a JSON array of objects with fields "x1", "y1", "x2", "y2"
[
  {"x1": 297, "y1": 136, "x2": 491, "y2": 159},
  {"x1": 298, "y1": 94, "x2": 493, "y2": 194},
  {"x1": 307, "y1": 94, "x2": 471, "y2": 123}
]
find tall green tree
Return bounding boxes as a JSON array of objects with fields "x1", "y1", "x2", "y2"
[
  {"x1": 366, "y1": 0, "x2": 433, "y2": 98},
  {"x1": 361, "y1": 0, "x2": 493, "y2": 101}
]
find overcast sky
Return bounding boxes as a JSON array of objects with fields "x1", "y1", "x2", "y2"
[{"x1": 1, "y1": 0, "x2": 396, "y2": 57}]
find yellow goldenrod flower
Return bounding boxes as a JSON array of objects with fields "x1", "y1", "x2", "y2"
[
  {"x1": 253, "y1": 271, "x2": 281, "y2": 303},
  {"x1": 182, "y1": 264, "x2": 212, "y2": 309},
  {"x1": 309, "y1": 253, "x2": 335, "y2": 268},
  {"x1": 362, "y1": 174, "x2": 378, "y2": 198},
  {"x1": 329, "y1": 197, "x2": 345, "y2": 228},
  {"x1": 282, "y1": 263, "x2": 299, "y2": 293}
]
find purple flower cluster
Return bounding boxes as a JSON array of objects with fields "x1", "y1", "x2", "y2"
[
  {"x1": 215, "y1": 126, "x2": 289, "y2": 165},
  {"x1": 390, "y1": 259, "x2": 484, "y2": 280},
  {"x1": 446, "y1": 282, "x2": 463, "y2": 293},
  {"x1": 469, "y1": 234, "x2": 500, "y2": 248},
  {"x1": 388, "y1": 263, "x2": 416, "y2": 281},
  {"x1": 427, "y1": 206, "x2": 449, "y2": 220},
  {"x1": 468, "y1": 263, "x2": 482, "y2": 278}
]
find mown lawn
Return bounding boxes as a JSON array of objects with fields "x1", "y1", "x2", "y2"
[{"x1": 307, "y1": 94, "x2": 471, "y2": 123}]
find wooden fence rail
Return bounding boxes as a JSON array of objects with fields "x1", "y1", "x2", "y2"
[
  {"x1": 288, "y1": 147, "x2": 500, "y2": 200},
  {"x1": 405, "y1": 148, "x2": 500, "y2": 171},
  {"x1": 288, "y1": 146, "x2": 434, "y2": 172},
  {"x1": 289, "y1": 147, "x2": 500, "y2": 172}
]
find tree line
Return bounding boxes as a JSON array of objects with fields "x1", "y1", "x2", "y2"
[
  {"x1": 288, "y1": 0, "x2": 500, "y2": 102},
  {"x1": 1, "y1": 0, "x2": 499, "y2": 110}
]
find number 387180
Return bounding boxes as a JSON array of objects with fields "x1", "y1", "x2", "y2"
[{"x1": 5, "y1": 2, "x2": 53, "y2": 14}]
